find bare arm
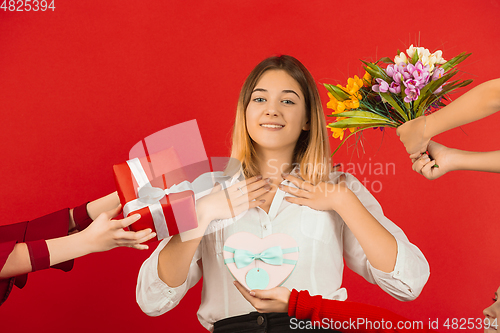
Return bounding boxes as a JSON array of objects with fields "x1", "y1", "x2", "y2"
[
  {"x1": 398, "y1": 78, "x2": 500, "y2": 154},
  {"x1": 411, "y1": 141, "x2": 500, "y2": 180},
  {"x1": 427, "y1": 78, "x2": 500, "y2": 136}
]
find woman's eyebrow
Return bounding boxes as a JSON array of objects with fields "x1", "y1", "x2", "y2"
[
  {"x1": 282, "y1": 89, "x2": 300, "y2": 99},
  {"x1": 252, "y1": 88, "x2": 267, "y2": 93},
  {"x1": 251, "y1": 88, "x2": 300, "y2": 99}
]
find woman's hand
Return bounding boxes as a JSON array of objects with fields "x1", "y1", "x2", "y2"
[
  {"x1": 279, "y1": 173, "x2": 351, "y2": 212},
  {"x1": 410, "y1": 141, "x2": 454, "y2": 180},
  {"x1": 195, "y1": 175, "x2": 271, "y2": 223},
  {"x1": 233, "y1": 281, "x2": 290, "y2": 313},
  {"x1": 397, "y1": 116, "x2": 431, "y2": 155},
  {"x1": 80, "y1": 205, "x2": 156, "y2": 253}
]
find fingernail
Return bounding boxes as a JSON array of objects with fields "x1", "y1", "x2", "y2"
[
  {"x1": 133, "y1": 214, "x2": 141, "y2": 219},
  {"x1": 333, "y1": 163, "x2": 341, "y2": 168},
  {"x1": 264, "y1": 184, "x2": 271, "y2": 190},
  {"x1": 281, "y1": 173, "x2": 289, "y2": 177},
  {"x1": 278, "y1": 184, "x2": 283, "y2": 189},
  {"x1": 249, "y1": 291, "x2": 256, "y2": 296},
  {"x1": 260, "y1": 199, "x2": 266, "y2": 203},
  {"x1": 265, "y1": 177, "x2": 272, "y2": 183},
  {"x1": 256, "y1": 175, "x2": 263, "y2": 180}
]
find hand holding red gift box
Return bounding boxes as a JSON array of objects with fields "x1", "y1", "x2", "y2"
[{"x1": 113, "y1": 147, "x2": 199, "y2": 241}]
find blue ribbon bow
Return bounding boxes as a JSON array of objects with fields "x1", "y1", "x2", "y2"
[{"x1": 233, "y1": 246, "x2": 283, "y2": 269}]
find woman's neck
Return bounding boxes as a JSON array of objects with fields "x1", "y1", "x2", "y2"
[{"x1": 255, "y1": 147, "x2": 295, "y2": 184}]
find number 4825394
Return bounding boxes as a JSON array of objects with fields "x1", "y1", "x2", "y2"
[{"x1": 1, "y1": 0, "x2": 55, "y2": 11}]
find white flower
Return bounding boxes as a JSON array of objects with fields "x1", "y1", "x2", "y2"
[
  {"x1": 394, "y1": 52, "x2": 408, "y2": 65},
  {"x1": 430, "y1": 50, "x2": 446, "y2": 65},
  {"x1": 406, "y1": 44, "x2": 417, "y2": 58}
]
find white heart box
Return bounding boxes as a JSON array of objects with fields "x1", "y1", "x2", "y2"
[{"x1": 223, "y1": 232, "x2": 299, "y2": 290}]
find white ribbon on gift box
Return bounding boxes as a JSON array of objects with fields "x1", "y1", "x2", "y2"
[{"x1": 122, "y1": 158, "x2": 195, "y2": 239}]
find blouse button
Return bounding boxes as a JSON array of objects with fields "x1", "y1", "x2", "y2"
[{"x1": 263, "y1": 225, "x2": 267, "y2": 230}]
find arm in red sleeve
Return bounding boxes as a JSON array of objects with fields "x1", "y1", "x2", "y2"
[
  {"x1": 0, "y1": 222, "x2": 28, "y2": 305},
  {"x1": 0, "y1": 203, "x2": 92, "y2": 306},
  {"x1": 288, "y1": 289, "x2": 437, "y2": 333}
]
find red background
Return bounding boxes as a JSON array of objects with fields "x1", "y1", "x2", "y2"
[{"x1": 1, "y1": 0, "x2": 499, "y2": 331}]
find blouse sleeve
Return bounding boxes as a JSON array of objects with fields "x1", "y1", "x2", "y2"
[
  {"x1": 136, "y1": 237, "x2": 203, "y2": 316},
  {"x1": 339, "y1": 173, "x2": 430, "y2": 301},
  {"x1": 288, "y1": 289, "x2": 436, "y2": 332}
]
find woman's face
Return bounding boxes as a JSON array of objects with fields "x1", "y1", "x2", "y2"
[
  {"x1": 245, "y1": 69, "x2": 309, "y2": 154},
  {"x1": 484, "y1": 286, "x2": 500, "y2": 332}
]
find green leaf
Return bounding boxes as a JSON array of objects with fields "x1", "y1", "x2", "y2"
[
  {"x1": 376, "y1": 57, "x2": 395, "y2": 64},
  {"x1": 328, "y1": 118, "x2": 394, "y2": 128},
  {"x1": 334, "y1": 110, "x2": 394, "y2": 122},
  {"x1": 411, "y1": 50, "x2": 419, "y2": 65},
  {"x1": 441, "y1": 52, "x2": 471, "y2": 72},
  {"x1": 324, "y1": 83, "x2": 350, "y2": 101},
  {"x1": 379, "y1": 92, "x2": 409, "y2": 122}
]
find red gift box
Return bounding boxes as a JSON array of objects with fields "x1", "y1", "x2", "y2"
[{"x1": 113, "y1": 147, "x2": 198, "y2": 240}]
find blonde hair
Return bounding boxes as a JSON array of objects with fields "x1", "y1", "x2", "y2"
[{"x1": 227, "y1": 55, "x2": 331, "y2": 185}]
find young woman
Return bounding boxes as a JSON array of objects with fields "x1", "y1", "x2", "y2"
[
  {"x1": 136, "y1": 55, "x2": 430, "y2": 332},
  {"x1": 397, "y1": 78, "x2": 500, "y2": 179},
  {"x1": 0, "y1": 192, "x2": 155, "y2": 306}
]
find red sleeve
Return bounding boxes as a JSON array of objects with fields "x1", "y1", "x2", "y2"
[
  {"x1": 0, "y1": 204, "x2": 91, "y2": 306},
  {"x1": 24, "y1": 208, "x2": 74, "y2": 273},
  {"x1": 288, "y1": 289, "x2": 437, "y2": 333},
  {"x1": 0, "y1": 222, "x2": 28, "y2": 306}
]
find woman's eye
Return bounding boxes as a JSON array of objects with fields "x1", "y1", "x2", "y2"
[
  {"x1": 253, "y1": 97, "x2": 266, "y2": 103},
  {"x1": 282, "y1": 99, "x2": 295, "y2": 105}
]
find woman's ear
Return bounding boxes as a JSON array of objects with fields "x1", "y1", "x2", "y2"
[{"x1": 302, "y1": 121, "x2": 310, "y2": 131}]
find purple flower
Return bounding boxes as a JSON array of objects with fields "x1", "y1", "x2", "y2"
[
  {"x1": 388, "y1": 82, "x2": 401, "y2": 94},
  {"x1": 431, "y1": 67, "x2": 445, "y2": 81},
  {"x1": 372, "y1": 78, "x2": 389, "y2": 93},
  {"x1": 404, "y1": 86, "x2": 420, "y2": 103},
  {"x1": 404, "y1": 79, "x2": 419, "y2": 90},
  {"x1": 393, "y1": 73, "x2": 403, "y2": 84},
  {"x1": 406, "y1": 61, "x2": 430, "y2": 89},
  {"x1": 386, "y1": 64, "x2": 396, "y2": 78}
]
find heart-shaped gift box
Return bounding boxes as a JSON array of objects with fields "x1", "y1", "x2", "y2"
[{"x1": 223, "y1": 232, "x2": 299, "y2": 290}]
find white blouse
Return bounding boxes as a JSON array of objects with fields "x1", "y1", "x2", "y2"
[{"x1": 136, "y1": 169, "x2": 430, "y2": 332}]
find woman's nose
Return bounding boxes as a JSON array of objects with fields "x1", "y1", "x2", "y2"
[{"x1": 265, "y1": 109, "x2": 278, "y2": 117}]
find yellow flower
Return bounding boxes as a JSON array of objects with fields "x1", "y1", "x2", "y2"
[
  {"x1": 327, "y1": 93, "x2": 346, "y2": 114},
  {"x1": 338, "y1": 75, "x2": 363, "y2": 99},
  {"x1": 363, "y1": 71, "x2": 372, "y2": 87},
  {"x1": 344, "y1": 96, "x2": 359, "y2": 109},
  {"x1": 330, "y1": 118, "x2": 347, "y2": 140}
]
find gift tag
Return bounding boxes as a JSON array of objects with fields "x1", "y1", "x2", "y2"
[
  {"x1": 246, "y1": 267, "x2": 270, "y2": 290},
  {"x1": 223, "y1": 232, "x2": 299, "y2": 290}
]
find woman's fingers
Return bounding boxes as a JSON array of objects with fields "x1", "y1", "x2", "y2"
[
  {"x1": 231, "y1": 175, "x2": 264, "y2": 194},
  {"x1": 239, "y1": 178, "x2": 271, "y2": 196},
  {"x1": 421, "y1": 160, "x2": 437, "y2": 179},
  {"x1": 278, "y1": 184, "x2": 312, "y2": 199},
  {"x1": 281, "y1": 174, "x2": 314, "y2": 192},
  {"x1": 412, "y1": 154, "x2": 430, "y2": 174},
  {"x1": 119, "y1": 213, "x2": 142, "y2": 229}
]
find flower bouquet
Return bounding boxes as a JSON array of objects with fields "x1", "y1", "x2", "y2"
[{"x1": 325, "y1": 45, "x2": 472, "y2": 154}]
